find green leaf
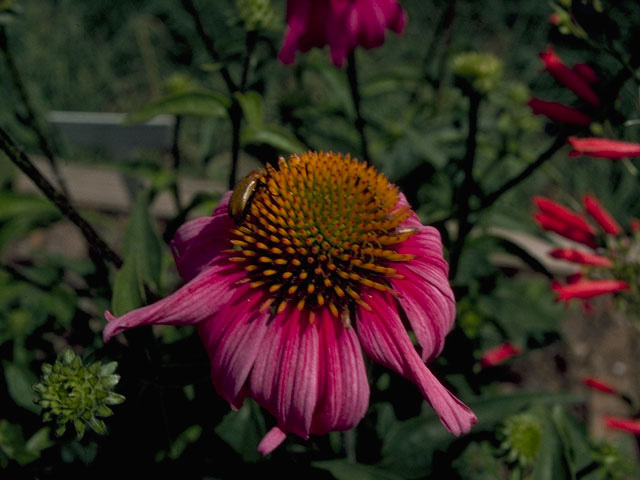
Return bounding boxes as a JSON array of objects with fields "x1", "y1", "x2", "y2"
[
  {"x1": 168, "y1": 425, "x2": 202, "y2": 460},
  {"x1": 24, "y1": 427, "x2": 53, "y2": 454},
  {"x1": 531, "y1": 407, "x2": 574, "y2": 480},
  {"x1": 241, "y1": 124, "x2": 306, "y2": 154},
  {"x1": 235, "y1": 91, "x2": 264, "y2": 126},
  {"x1": 214, "y1": 400, "x2": 265, "y2": 462},
  {"x1": 125, "y1": 90, "x2": 230, "y2": 124},
  {"x1": 313, "y1": 460, "x2": 405, "y2": 480},
  {"x1": 111, "y1": 254, "x2": 146, "y2": 317},
  {"x1": 3, "y1": 361, "x2": 39, "y2": 413},
  {"x1": 122, "y1": 190, "x2": 164, "y2": 292},
  {"x1": 379, "y1": 392, "x2": 584, "y2": 479}
]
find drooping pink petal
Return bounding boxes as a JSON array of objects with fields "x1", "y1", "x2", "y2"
[
  {"x1": 170, "y1": 192, "x2": 235, "y2": 281},
  {"x1": 249, "y1": 308, "x2": 320, "y2": 439},
  {"x1": 356, "y1": 292, "x2": 477, "y2": 435},
  {"x1": 103, "y1": 264, "x2": 244, "y2": 342},
  {"x1": 310, "y1": 308, "x2": 369, "y2": 434},
  {"x1": 198, "y1": 284, "x2": 271, "y2": 408},
  {"x1": 279, "y1": 0, "x2": 328, "y2": 64},
  {"x1": 258, "y1": 426, "x2": 288, "y2": 455}
]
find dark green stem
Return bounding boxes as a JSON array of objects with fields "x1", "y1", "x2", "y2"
[
  {"x1": 346, "y1": 51, "x2": 371, "y2": 166},
  {"x1": 449, "y1": 91, "x2": 481, "y2": 280},
  {"x1": 0, "y1": 27, "x2": 69, "y2": 197},
  {"x1": 0, "y1": 127, "x2": 123, "y2": 269},
  {"x1": 180, "y1": 0, "x2": 237, "y2": 94},
  {"x1": 228, "y1": 101, "x2": 242, "y2": 190},
  {"x1": 170, "y1": 115, "x2": 183, "y2": 211}
]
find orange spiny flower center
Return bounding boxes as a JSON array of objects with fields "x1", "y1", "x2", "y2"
[{"x1": 227, "y1": 152, "x2": 416, "y2": 323}]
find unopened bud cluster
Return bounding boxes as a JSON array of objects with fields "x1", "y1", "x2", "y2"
[
  {"x1": 452, "y1": 52, "x2": 503, "y2": 94},
  {"x1": 500, "y1": 412, "x2": 543, "y2": 467},
  {"x1": 33, "y1": 349, "x2": 125, "y2": 439},
  {"x1": 235, "y1": 0, "x2": 276, "y2": 31}
]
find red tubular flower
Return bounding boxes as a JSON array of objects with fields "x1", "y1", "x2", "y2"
[
  {"x1": 103, "y1": 152, "x2": 476, "y2": 455},
  {"x1": 548, "y1": 248, "x2": 612, "y2": 267},
  {"x1": 480, "y1": 342, "x2": 522, "y2": 368},
  {"x1": 583, "y1": 377, "x2": 617, "y2": 394},
  {"x1": 572, "y1": 63, "x2": 599, "y2": 84},
  {"x1": 603, "y1": 416, "x2": 640, "y2": 434},
  {"x1": 527, "y1": 98, "x2": 592, "y2": 126},
  {"x1": 631, "y1": 218, "x2": 640, "y2": 233},
  {"x1": 539, "y1": 46, "x2": 600, "y2": 106},
  {"x1": 552, "y1": 279, "x2": 629, "y2": 303},
  {"x1": 568, "y1": 137, "x2": 640, "y2": 159},
  {"x1": 533, "y1": 197, "x2": 597, "y2": 247},
  {"x1": 582, "y1": 195, "x2": 622, "y2": 236},
  {"x1": 279, "y1": 0, "x2": 407, "y2": 67}
]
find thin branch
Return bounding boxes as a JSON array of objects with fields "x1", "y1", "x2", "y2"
[
  {"x1": 346, "y1": 51, "x2": 371, "y2": 165},
  {"x1": 0, "y1": 27, "x2": 69, "y2": 197},
  {"x1": 179, "y1": 0, "x2": 237, "y2": 93},
  {"x1": 0, "y1": 127, "x2": 123, "y2": 269},
  {"x1": 240, "y1": 30, "x2": 258, "y2": 92}
]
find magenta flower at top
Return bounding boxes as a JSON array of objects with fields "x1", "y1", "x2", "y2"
[
  {"x1": 279, "y1": 0, "x2": 407, "y2": 67},
  {"x1": 103, "y1": 151, "x2": 476, "y2": 455}
]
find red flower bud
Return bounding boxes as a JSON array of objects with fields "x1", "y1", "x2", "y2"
[
  {"x1": 539, "y1": 46, "x2": 600, "y2": 106},
  {"x1": 528, "y1": 98, "x2": 592, "y2": 126},
  {"x1": 603, "y1": 416, "x2": 640, "y2": 434},
  {"x1": 533, "y1": 197, "x2": 597, "y2": 247},
  {"x1": 583, "y1": 377, "x2": 617, "y2": 394},
  {"x1": 568, "y1": 137, "x2": 640, "y2": 159},
  {"x1": 480, "y1": 342, "x2": 522, "y2": 368},
  {"x1": 582, "y1": 195, "x2": 622, "y2": 236},
  {"x1": 548, "y1": 248, "x2": 612, "y2": 267},
  {"x1": 571, "y1": 63, "x2": 599, "y2": 84},
  {"x1": 552, "y1": 279, "x2": 629, "y2": 303},
  {"x1": 630, "y1": 218, "x2": 640, "y2": 233}
]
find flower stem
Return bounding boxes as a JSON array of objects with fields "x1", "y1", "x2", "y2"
[
  {"x1": 171, "y1": 115, "x2": 183, "y2": 211},
  {"x1": 180, "y1": 0, "x2": 237, "y2": 94},
  {"x1": 0, "y1": 26, "x2": 69, "y2": 197},
  {"x1": 346, "y1": 51, "x2": 372, "y2": 166},
  {"x1": 0, "y1": 127, "x2": 123, "y2": 269},
  {"x1": 449, "y1": 91, "x2": 481, "y2": 280}
]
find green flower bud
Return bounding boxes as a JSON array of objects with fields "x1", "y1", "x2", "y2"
[
  {"x1": 500, "y1": 412, "x2": 543, "y2": 467},
  {"x1": 235, "y1": 0, "x2": 277, "y2": 31},
  {"x1": 452, "y1": 52, "x2": 503, "y2": 94},
  {"x1": 32, "y1": 349, "x2": 125, "y2": 439}
]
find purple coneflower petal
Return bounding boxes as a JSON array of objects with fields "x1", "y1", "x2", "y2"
[
  {"x1": 198, "y1": 284, "x2": 271, "y2": 408},
  {"x1": 103, "y1": 264, "x2": 244, "y2": 342},
  {"x1": 310, "y1": 308, "x2": 369, "y2": 434},
  {"x1": 356, "y1": 292, "x2": 477, "y2": 435},
  {"x1": 249, "y1": 308, "x2": 320, "y2": 439},
  {"x1": 170, "y1": 192, "x2": 235, "y2": 281}
]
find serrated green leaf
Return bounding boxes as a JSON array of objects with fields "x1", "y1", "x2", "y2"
[
  {"x1": 125, "y1": 90, "x2": 229, "y2": 124},
  {"x1": 314, "y1": 459, "x2": 405, "y2": 480}
]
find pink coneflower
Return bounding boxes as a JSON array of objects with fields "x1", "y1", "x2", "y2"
[
  {"x1": 103, "y1": 152, "x2": 476, "y2": 455},
  {"x1": 527, "y1": 98, "x2": 592, "y2": 126},
  {"x1": 568, "y1": 137, "x2": 640, "y2": 159},
  {"x1": 603, "y1": 416, "x2": 640, "y2": 434},
  {"x1": 539, "y1": 46, "x2": 600, "y2": 106},
  {"x1": 583, "y1": 377, "x2": 617, "y2": 395},
  {"x1": 480, "y1": 342, "x2": 522, "y2": 368},
  {"x1": 279, "y1": 0, "x2": 407, "y2": 67}
]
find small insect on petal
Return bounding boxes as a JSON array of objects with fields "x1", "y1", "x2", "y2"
[{"x1": 228, "y1": 169, "x2": 267, "y2": 224}]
